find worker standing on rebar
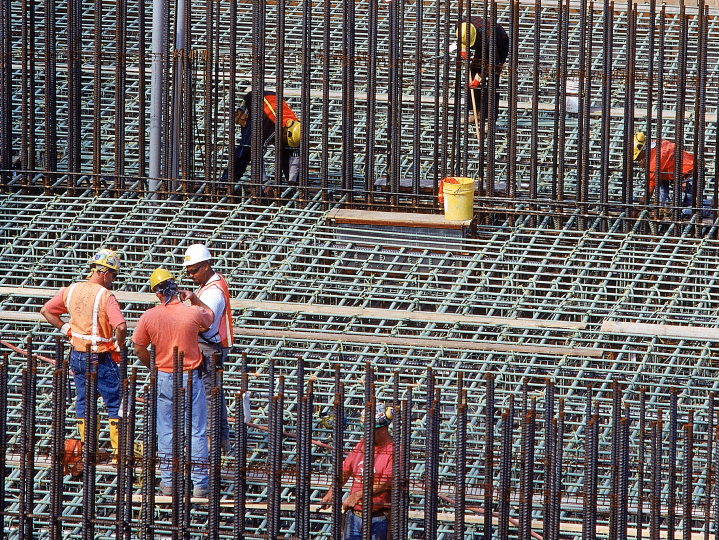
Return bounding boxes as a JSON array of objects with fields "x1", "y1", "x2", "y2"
[
  {"x1": 632, "y1": 132, "x2": 706, "y2": 216},
  {"x1": 220, "y1": 89, "x2": 301, "y2": 197},
  {"x1": 180, "y1": 243, "x2": 233, "y2": 453},
  {"x1": 132, "y1": 268, "x2": 214, "y2": 498},
  {"x1": 453, "y1": 18, "x2": 509, "y2": 125},
  {"x1": 319, "y1": 403, "x2": 394, "y2": 540},
  {"x1": 40, "y1": 248, "x2": 126, "y2": 457}
]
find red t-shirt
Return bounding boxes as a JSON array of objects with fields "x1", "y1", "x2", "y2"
[
  {"x1": 44, "y1": 287, "x2": 125, "y2": 328},
  {"x1": 646, "y1": 139, "x2": 694, "y2": 194},
  {"x1": 343, "y1": 439, "x2": 394, "y2": 513},
  {"x1": 132, "y1": 301, "x2": 212, "y2": 372}
]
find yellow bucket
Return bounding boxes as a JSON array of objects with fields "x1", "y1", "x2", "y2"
[{"x1": 441, "y1": 177, "x2": 475, "y2": 221}]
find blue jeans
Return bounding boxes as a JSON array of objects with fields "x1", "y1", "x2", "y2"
[
  {"x1": 69, "y1": 349, "x2": 121, "y2": 419},
  {"x1": 156, "y1": 369, "x2": 209, "y2": 490},
  {"x1": 342, "y1": 509, "x2": 388, "y2": 540},
  {"x1": 658, "y1": 178, "x2": 713, "y2": 216},
  {"x1": 198, "y1": 343, "x2": 230, "y2": 443}
]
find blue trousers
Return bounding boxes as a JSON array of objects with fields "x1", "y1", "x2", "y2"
[
  {"x1": 342, "y1": 509, "x2": 388, "y2": 540},
  {"x1": 156, "y1": 369, "x2": 209, "y2": 490},
  {"x1": 69, "y1": 349, "x2": 121, "y2": 419}
]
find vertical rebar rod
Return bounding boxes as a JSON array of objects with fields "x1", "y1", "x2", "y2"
[
  {"x1": 577, "y1": 0, "x2": 588, "y2": 220},
  {"x1": 668, "y1": 389, "x2": 678, "y2": 540},
  {"x1": 684, "y1": 412, "x2": 694, "y2": 540},
  {"x1": 456, "y1": 376, "x2": 466, "y2": 540},
  {"x1": 528, "y1": 0, "x2": 540, "y2": 214},
  {"x1": 20, "y1": 0, "x2": 28, "y2": 184},
  {"x1": 400, "y1": 389, "x2": 412, "y2": 540},
  {"x1": 250, "y1": 0, "x2": 265, "y2": 199},
  {"x1": 544, "y1": 379, "x2": 555, "y2": 540},
  {"x1": 610, "y1": 380, "x2": 621, "y2": 540},
  {"x1": 552, "y1": 400, "x2": 565, "y2": 540},
  {"x1": 331, "y1": 364, "x2": 344, "y2": 540},
  {"x1": 296, "y1": 353, "x2": 305, "y2": 534},
  {"x1": 234, "y1": 388, "x2": 247, "y2": 540},
  {"x1": 643, "y1": 0, "x2": 655, "y2": 209},
  {"x1": 654, "y1": 4, "x2": 664, "y2": 211},
  {"x1": 0, "y1": 0, "x2": 10, "y2": 190},
  {"x1": 391, "y1": 372, "x2": 401, "y2": 540},
  {"x1": 44, "y1": 0, "x2": 56, "y2": 190},
  {"x1": 672, "y1": 1, "x2": 687, "y2": 222},
  {"x1": 440, "y1": 0, "x2": 450, "y2": 181},
  {"x1": 124, "y1": 368, "x2": 137, "y2": 540},
  {"x1": 83, "y1": 360, "x2": 98, "y2": 540},
  {"x1": 694, "y1": 3, "x2": 707, "y2": 229},
  {"x1": 650, "y1": 420, "x2": 660, "y2": 540},
  {"x1": 209, "y1": 384, "x2": 221, "y2": 540},
  {"x1": 364, "y1": 0, "x2": 378, "y2": 202},
  {"x1": 116, "y1": 348, "x2": 128, "y2": 540},
  {"x1": 320, "y1": 0, "x2": 330, "y2": 201},
  {"x1": 299, "y1": 0, "x2": 311, "y2": 201},
  {"x1": 622, "y1": 2, "x2": 635, "y2": 224},
  {"x1": 114, "y1": 0, "x2": 127, "y2": 193},
  {"x1": 273, "y1": 382, "x2": 284, "y2": 539},
  {"x1": 138, "y1": 0, "x2": 147, "y2": 181},
  {"x1": 181, "y1": 0, "x2": 193, "y2": 193},
  {"x1": 484, "y1": 372, "x2": 494, "y2": 540},
  {"x1": 341, "y1": 0, "x2": 355, "y2": 203},
  {"x1": 557, "y1": 0, "x2": 568, "y2": 204},
  {"x1": 519, "y1": 398, "x2": 535, "y2": 540},
  {"x1": 172, "y1": 348, "x2": 182, "y2": 534},
  {"x1": 619, "y1": 412, "x2": 630, "y2": 540},
  {"x1": 551, "y1": 0, "x2": 563, "y2": 201},
  {"x1": 361, "y1": 373, "x2": 376, "y2": 540},
  {"x1": 485, "y1": 0, "x2": 497, "y2": 197},
  {"x1": 68, "y1": 0, "x2": 81, "y2": 185},
  {"x1": 705, "y1": 394, "x2": 714, "y2": 540},
  {"x1": 600, "y1": 0, "x2": 612, "y2": 225},
  {"x1": 638, "y1": 388, "x2": 646, "y2": 540},
  {"x1": 0, "y1": 356, "x2": 9, "y2": 534},
  {"x1": 413, "y1": 0, "x2": 423, "y2": 204},
  {"x1": 50, "y1": 338, "x2": 64, "y2": 540},
  {"x1": 182, "y1": 367, "x2": 192, "y2": 539},
  {"x1": 507, "y1": 0, "x2": 519, "y2": 207},
  {"x1": 19, "y1": 368, "x2": 28, "y2": 540},
  {"x1": 498, "y1": 396, "x2": 514, "y2": 540}
]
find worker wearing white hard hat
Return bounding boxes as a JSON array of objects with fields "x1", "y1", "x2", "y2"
[{"x1": 179, "y1": 243, "x2": 234, "y2": 452}]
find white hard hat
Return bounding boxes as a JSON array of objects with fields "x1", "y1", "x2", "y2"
[{"x1": 183, "y1": 244, "x2": 212, "y2": 267}]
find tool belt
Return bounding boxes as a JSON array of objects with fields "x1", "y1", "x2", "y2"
[{"x1": 351, "y1": 508, "x2": 389, "y2": 519}]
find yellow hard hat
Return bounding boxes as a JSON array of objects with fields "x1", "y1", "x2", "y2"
[
  {"x1": 456, "y1": 22, "x2": 477, "y2": 48},
  {"x1": 90, "y1": 248, "x2": 120, "y2": 272},
  {"x1": 633, "y1": 132, "x2": 646, "y2": 160},
  {"x1": 150, "y1": 267, "x2": 174, "y2": 292},
  {"x1": 285, "y1": 119, "x2": 301, "y2": 148}
]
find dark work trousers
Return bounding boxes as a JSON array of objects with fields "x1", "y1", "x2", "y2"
[{"x1": 198, "y1": 342, "x2": 230, "y2": 444}]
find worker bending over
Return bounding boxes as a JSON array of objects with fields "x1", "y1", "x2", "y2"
[
  {"x1": 454, "y1": 18, "x2": 509, "y2": 124},
  {"x1": 41, "y1": 248, "x2": 127, "y2": 456},
  {"x1": 633, "y1": 132, "x2": 710, "y2": 216},
  {"x1": 320, "y1": 403, "x2": 394, "y2": 540},
  {"x1": 221, "y1": 90, "x2": 301, "y2": 197},
  {"x1": 181, "y1": 244, "x2": 233, "y2": 453},
  {"x1": 132, "y1": 268, "x2": 214, "y2": 498}
]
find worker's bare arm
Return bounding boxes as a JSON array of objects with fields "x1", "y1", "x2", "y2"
[
  {"x1": 134, "y1": 343, "x2": 151, "y2": 369},
  {"x1": 178, "y1": 290, "x2": 216, "y2": 327},
  {"x1": 40, "y1": 306, "x2": 65, "y2": 330},
  {"x1": 319, "y1": 470, "x2": 351, "y2": 507},
  {"x1": 114, "y1": 322, "x2": 127, "y2": 350}
]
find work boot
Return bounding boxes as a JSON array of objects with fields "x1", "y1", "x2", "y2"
[
  {"x1": 109, "y1": 419, "x2": 120, "y2": 462},
  {"x1": 159, "y1": 481, "x2": 173, "y2": 497},
  {"x1": 77, "y1": 419, "x2": 86, "y2": 444},
  {"x1": 193, "y1": 485, "x2": 209, "y2": 498}
]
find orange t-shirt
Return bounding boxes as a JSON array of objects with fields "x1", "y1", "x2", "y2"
[
  {"x1": 132, "y1": 301, "x2": 213, "y2": 373},
  {"x1": 646, "y1": 140, "x2": 694, "y2": 194}
]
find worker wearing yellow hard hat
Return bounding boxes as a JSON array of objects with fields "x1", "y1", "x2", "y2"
[
  {"x1": 451, "y1": 18, "x2": 509, "y2": 125},
  {"x1": 632, "y1": 131, "x2": 711, "y2": 217},
  {"x1": 221, "y1": 89, "x2": 301, "y2": 199},
  {"x1": 40, "y1": 248, "x2": 127, "y2": 460},
  {"x1": 133, "y1": 266, "x2": 215, "y2": 498}
]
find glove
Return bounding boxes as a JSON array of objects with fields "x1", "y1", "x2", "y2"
[
  {"x1": 60, "y1": 323, "x2": 72, "y2": 338},
  {"x1": 468, "y1": 74, "x2": 482, "y2": 88}
]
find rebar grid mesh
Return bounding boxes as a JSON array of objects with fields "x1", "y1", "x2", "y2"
[
  {"x1": 0, "y1": 192, "x2": 718, "y2": 537},
  {"x1": 5, "y1": 0, "x2": 719, "y2": 205}
]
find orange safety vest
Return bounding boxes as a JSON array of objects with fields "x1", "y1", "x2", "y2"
[
  {"x1": 62, "y1": 281, "x2": 118, "y2": 354},
  {"x1": 197, "y1": 273, "x2": 234, "y2": 348},
  {"x1": 263, "y1": 95, "x2": 298, "y2": 128}
]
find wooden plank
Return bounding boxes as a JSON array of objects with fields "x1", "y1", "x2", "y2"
[
  {"x1": 0, "y1": 286, "x2": 586, "y2": 330},
  {"x1": 601, "y1": 320, "x2": 719, "y2": 341},
  {"x1": 0, "y1": 310, "x2": 598, "y2": 356},
  {"x1": 328, "y1": 208, "x2": 472, "y2": 229},
  {"x1": 234, "y1": 327, "x2": 601, "y2": 357}
]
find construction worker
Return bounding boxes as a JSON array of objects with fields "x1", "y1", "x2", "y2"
[
  {"x1": 453, "y1": 18, "x2": 509, "y2": 124},
  {"x1": 220, "y1": 90, "x2": 301, "y2": 196},
  {"x1": 40, "y1": 248, "x2": 126, "y2": 456},
  {"x1": 180, "y1": 244, "x2": 233, "y2": 453},
  {"x1": 319, "y1": 403, "x2": 394, "y2": 540},
  {"x1": 633, "y1": 132, "x2": 707, "y2": 216},
  {"x1": 132, "y1": 268, "x2": 214, "y2": 498}
]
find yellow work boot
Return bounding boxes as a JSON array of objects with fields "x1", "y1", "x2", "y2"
[
  {"x1": 77, "y1": 419, "x2": 86, "y2": 444},
  {"x1": 109, "y1": 419, "x2": 120, "y2": 462}
]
